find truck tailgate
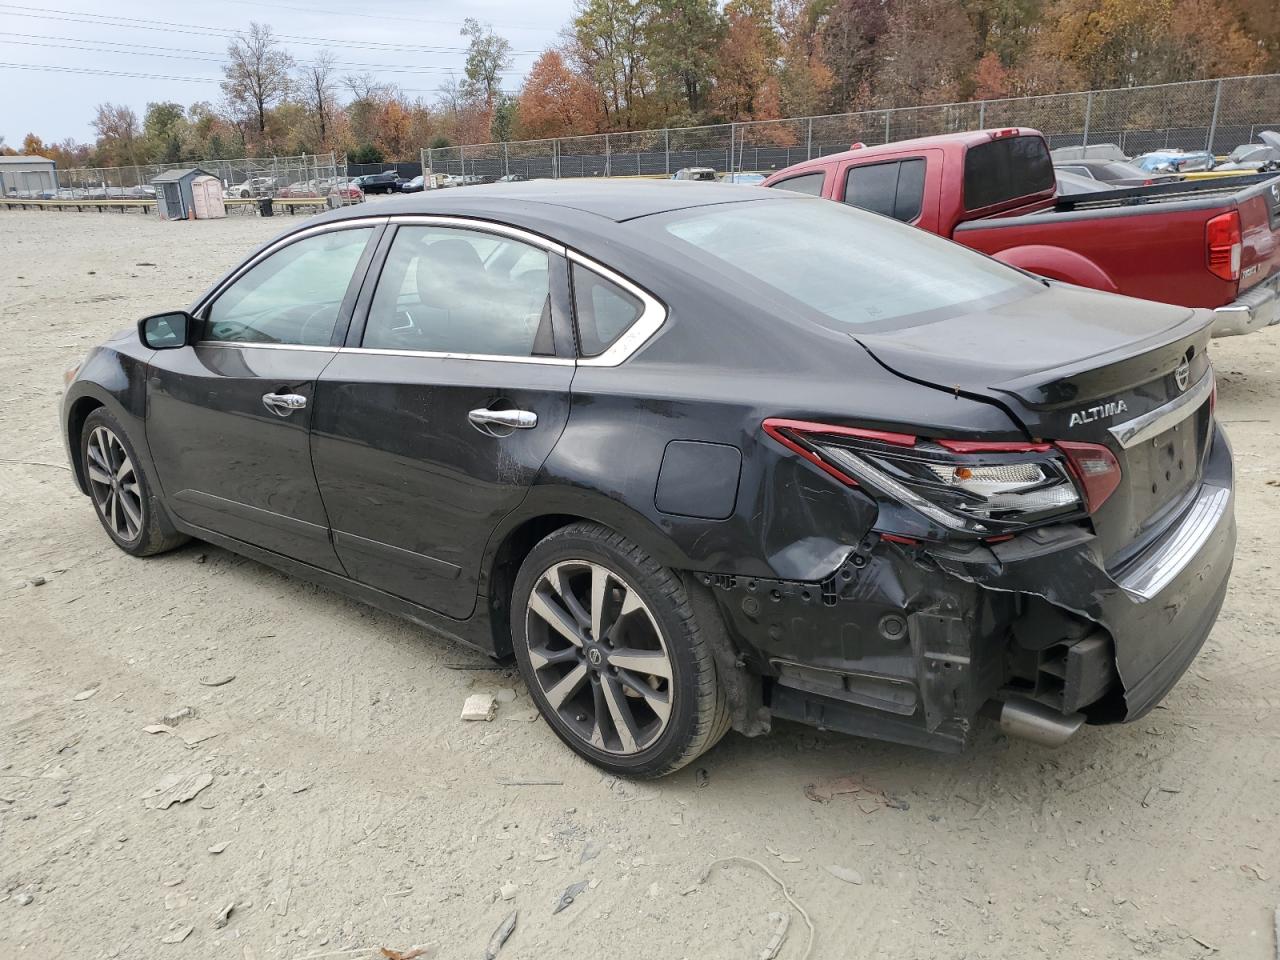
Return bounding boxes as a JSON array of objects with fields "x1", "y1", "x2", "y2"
[{"x1": 1237, "y1": 175, "x2": 1280, "y2": 296}]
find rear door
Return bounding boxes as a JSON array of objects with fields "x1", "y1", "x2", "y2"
[
  {"x1": 311, "y1": 218, "x2": 576, "y2": 619},
  {"x1": 146, "y1": 222, "x2": 382, "y2": 571}
]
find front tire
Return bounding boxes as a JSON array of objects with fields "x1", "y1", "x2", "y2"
[
  {"x1": 81, "y1": 409, "x2": 188, "y2": 557},
  {"x1": 511, "y1": 523, "x2": 729, "y2": 778}
]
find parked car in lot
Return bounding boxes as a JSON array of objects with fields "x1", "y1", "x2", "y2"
[
  {"x1": 672, "y1": 167, "x2": 717, "y2": 181},
  {"x1": 497, "y1": 173, "x2": 527, "y2": 182},
  {"x1": 274, "y1": 180, "x2": 320, "y2": 199},
  {"x1": 227, "y1": 176, "x2": 277, "y2": 199},
  {"x1": 1214, "y1": 134, "x2": 1280, "y2": 173},
  {"x1": 1055, "y1": 170, "x2": 1112, "y2": 195},
  {"x1": 1053, "y1": 158, "x2": 1178, "y2": 187},
  {"x1": 62, "y1": 181, "x2": 1234, "y2": 775},
  {"x1": 721, "y1": 172, "x2": 767, "y2": 185},
  {"x1": 765, "y1": 128, "x2": 1280, "y2": 338},
  {"x1": 354, "y1": 171, "x2": 405, "y2": 194},
  {"x1": 1133, "y1": 149, "x2": 1216, "y2": 173},
  {"x1": 400, "y1": 175, "x2": 425, "y2": 193},
  {"x1": 324, "y1": 178, "x2": 364, "y2": 203}
]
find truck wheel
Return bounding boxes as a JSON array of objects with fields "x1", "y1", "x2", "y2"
[{"x1": 512, "y1": 523, "x2": 730, "y2": 778}]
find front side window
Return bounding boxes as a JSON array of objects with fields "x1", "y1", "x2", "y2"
[
  {"x1": 843, "y1": 158, "x2": 925, "y2": 222},
  {"x1": 362, "y1": 225, "x2": 552, "y2": 357},
  {"x1": 652, "y1": 197, "x2": 1039, "y2": 331},
  {"x1": 204, "y1": 227, "x2": 374, "y2": 345},
  {"x1": 572, "y1": 267, "x2": 643, "y2": 357},
  {"x1": 769, "y1": 172, "x2": 825, "y2": 196}
]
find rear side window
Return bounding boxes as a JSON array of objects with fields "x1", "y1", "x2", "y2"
[
  {"x1": 572, "y1": 266, "x2": 643, "y2": 357},
  {"x1": 769, "y1": 172, "x2": 825, "y2": 196},
  {"x1": 843, "y1": 158, "x2": 925, "y2": 222},
  {"x1": 963, "y1": 136, "x2": 1054, "y2": 210},
  {"x1": 362, "y1": 225, "x2": 552, "y2": 357}
]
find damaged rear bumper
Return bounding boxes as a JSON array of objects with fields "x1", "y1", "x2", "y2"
[{"x1": 703, "y1": 424, "x2": 1235, "y2": 751}]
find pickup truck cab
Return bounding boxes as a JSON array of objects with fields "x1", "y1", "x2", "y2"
[{"x1": 763, "y1": 129, "x2": 1280, "y2": 337}]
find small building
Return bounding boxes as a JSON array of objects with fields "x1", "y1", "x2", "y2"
[
  {"x1": 0, "y1": 155, "x2": 57, "y2": 198},
  {"x1": 152, "y1": 167, "x2": 225, "y2": 220}
]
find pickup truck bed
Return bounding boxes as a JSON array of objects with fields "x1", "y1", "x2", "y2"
[{"x1": 763, "y1": 130, "x2": 1280, "y2": 338}]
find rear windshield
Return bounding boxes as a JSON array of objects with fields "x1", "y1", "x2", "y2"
[
  {"x1": 963, "y1": 136, "x2": 1054, "y2": 210},
  {"x1": 649, "y1": 197, "x2": 1038, "y2": 330}
]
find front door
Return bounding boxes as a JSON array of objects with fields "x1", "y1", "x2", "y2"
[
  {"x1": 146, "y1": 223, "x2": 381, "y2": 571},
  {"x1": 311, "y1": 221, "x2": 575, "y2": 618}
]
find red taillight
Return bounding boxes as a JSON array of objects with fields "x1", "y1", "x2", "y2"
[
  {"x1": 1055, "y1": 441, "x2": 1122, "y2": 513},
  {"x1": 1206, "y1": 211, "x2": 1242, "y2": 282}
]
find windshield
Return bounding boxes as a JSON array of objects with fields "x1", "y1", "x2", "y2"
[{"x1": 649, "y1": 197, "x2": 1039, "y2": 330}]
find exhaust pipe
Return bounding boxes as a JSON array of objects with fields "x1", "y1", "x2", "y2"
[{"x1": 999, "y1": 697, "x2": 1085, "y2": 747}]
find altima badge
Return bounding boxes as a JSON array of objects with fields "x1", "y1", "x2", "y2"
[
  {"x1": 1069, "y1": 400, "x2": 1129, "y2": 428},
  {"x1": 1174, "y1": 357, "x2": 1191, "y2": 392}
]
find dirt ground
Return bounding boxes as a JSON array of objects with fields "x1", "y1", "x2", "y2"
[{"x1": 1, "y1": 208, "x2": 1277, "y2": 960}]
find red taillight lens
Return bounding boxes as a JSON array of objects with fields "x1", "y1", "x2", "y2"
[
  {"x1": 1206, "y1": 211, "x2": 1242, "y2": 281},
  {"x1": 764, "y1": 419, "x2": 1085, "y2": 535},
  {"x1": 1055, "y1": 441, "x2": 1122, "y2": 512}
]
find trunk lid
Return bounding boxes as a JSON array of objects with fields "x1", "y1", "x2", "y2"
[{"x1": 855, "y1": 283, "x2": 1216, "y2": 564}]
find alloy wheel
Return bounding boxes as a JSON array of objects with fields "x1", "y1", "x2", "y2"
[
  {"x1": 86, "y1": 425, "x2": 144, "y2": 542},
  {"x1": 525, "y1": 560, "x2": 674, "y2": 755}
]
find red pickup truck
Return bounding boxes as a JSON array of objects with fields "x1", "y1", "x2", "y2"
[{"x1": 762, "y1": 128, "x2": 1280, "y2": 338}]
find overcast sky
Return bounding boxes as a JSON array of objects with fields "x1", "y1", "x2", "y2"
[{"x1": 0, "y1": 0, "x2": 575, "y2": 145}]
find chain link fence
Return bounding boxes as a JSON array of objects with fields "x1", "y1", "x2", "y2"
[
  {"x1": 51, "y1": 153, "x2": 341, "y2": 201},
  {"x1": 423, "y1": 74, "x2": 1280, "y2": 181}
]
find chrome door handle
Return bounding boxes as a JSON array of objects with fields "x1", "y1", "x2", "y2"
[
  {"x1": 263, "y1": 392, "x2": 307, "y2": 416},
  {"x1": 468, "y1": 408, "x2": 537, "y2": 430}
]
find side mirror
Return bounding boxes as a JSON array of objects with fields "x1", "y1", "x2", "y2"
[{"x1": 138, "y1": 311, "x2": 193, "y2": 350}]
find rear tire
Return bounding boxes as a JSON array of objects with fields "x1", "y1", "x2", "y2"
[
  {"x1": 511, "y1": 522, "x2": 730, "y2": 778},
  {"x1": 81, "y1": 408, "x2": 188, "y2": 557}
]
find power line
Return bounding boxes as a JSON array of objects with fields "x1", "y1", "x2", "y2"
[
  {"x1": 0, "y1": 35, "x2": 521, "y2": 74},
  {"x1": 0, "y1": 61, "x2": 220, "y2": 82},
  {"x1": 0, "y1": 4, "x2": 545, "y2": 54},
  {"x1": 218, "y1": 0, "x2": 552, "y2": 33}
]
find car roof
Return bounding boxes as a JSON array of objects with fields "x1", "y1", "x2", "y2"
[{"x1": 317, "y1": 179, "x2": 791, "y2": 224}]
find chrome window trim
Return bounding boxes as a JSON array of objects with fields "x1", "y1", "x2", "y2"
[
  {"x1": 187, "y1": 213, "x2": 668, "y2": 367},
  {"x1": 567, "y1": 250, "x2": 669, "y2": 368},
  {"x1": 194, "y1": 342, "x2": 339, "y2": 353},
  {"x1": 385, "y1": 214, "x2": 566, "y2": 254},
  {"x1": 1108, "y1": 369, "x2": 1214, "y2": 449},
  {"x1": 342, "y1": 347, "x2": 574, "y2": 366}
]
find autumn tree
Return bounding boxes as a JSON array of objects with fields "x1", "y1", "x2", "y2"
[
  {"x1": 91, "y1": 103, "x2": 140, "y2": 166},
  {"x1": 461, "y1": 18, "x2": 513, "y2": 107},
  {"x1": 222, "y1": 22, "x2": 294, "y2": 140},
  {"x1": 142, "y1": 101, "x2": 187, "y2": 163},
  {"x1": 818, "y1": 0, "x2": 891, "y2": 110},
  {"x1": 644, "y1": 0, "x2": 724, "y2": 117},
  {"x1": 775, "y1": 0, "x2": 835, "y2": 117},
  {"x1": 875, "y1": 0, "x2": 977, "y2": 105},
  {"x1": 567, "y1": 0, "x2": 656, "y2": 129},
  {"x1": 517, "y1": 49, "x2": 605, "y2": 138}
]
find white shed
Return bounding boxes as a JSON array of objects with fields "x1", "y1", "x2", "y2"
[
  {"x1": 0, "y1": 155, "x2": 57, "y2": 198},
  {"x1": 152, "y1": 167, "x2": 225, "y2": 220}
]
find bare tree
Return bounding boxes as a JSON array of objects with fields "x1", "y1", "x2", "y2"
[
  {"x1": 91, "y1": 102, "x2": 141, "y2": 166},
  {"x1": 301, "y1": 50, "x2": 338, "y2": 148},
  {"x1": 222, "y1": 22, "x2": 294, "y2": 137},
  {"x1": 344, "y1": 71, "x2": 393, "y2": 104}
]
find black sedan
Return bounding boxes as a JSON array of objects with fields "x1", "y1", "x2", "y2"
[
  {"x1": 354, "y1": 171, "x2": 404, "y2": 194},
  {"x1": 61, "y1": 182, "x2": 1234, "y2": 777}
]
